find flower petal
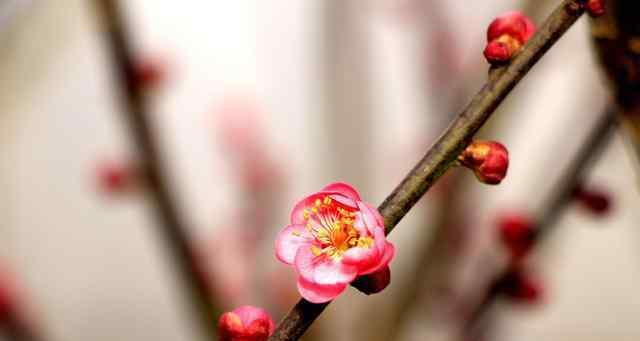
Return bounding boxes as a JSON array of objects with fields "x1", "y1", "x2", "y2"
[
  {"x1": 296, "y1": 276, "x2": 347, "y2": 303},
  {"x1": 290, "y1": 190, "x2": 359, "y2": 225},
  {"x1": 294, "y1": 246, "x2": 357, "y2": 285},
  {"x1": 377, "y1": 241, "x2": 395, "y2": 270},
  {"x1": 342, "y1": 243, "x2": 380, "y2": 275},
  {"x1": 275, "y1": 224, "x2": 314, "y2": 265},
  {"x1": 364, "y1": 202, "x2": 385, "y2": 229},
  {"x1": 356, "y1": 201, "x2": 385, "y2": 235},
  {"x1": 321, "y1": 182, "x2": 361, "y2": 201},
  {"x1": 290, "y1": 192, "x2": 325, "y2": 225},
  {"x1": 327, "y1": 194, "x2": 357, "y2": 208}
]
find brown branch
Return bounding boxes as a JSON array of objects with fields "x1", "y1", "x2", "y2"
[
  {"x1": 92, "y1": 1, "x2": 221, "y2": 340},
  {"x1": 269, "y1": 1, "x2": 587, "y2": 340},
  {"x1": 462, "y1": 107, "x2": 617, "y2": 339}
]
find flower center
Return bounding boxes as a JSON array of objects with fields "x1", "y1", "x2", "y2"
[{"x1": 302, "y1": 196, "x2": 373, "y2": 260}]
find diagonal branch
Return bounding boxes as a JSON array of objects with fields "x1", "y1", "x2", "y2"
[
  {"x1": 92, "y1": 1, "x2": 221, "y2": 340},
  {"x1": 462, "y1": 107, "x2": 617, "y2": 339},
  {"x1": 269, "y1": 1, "x2": 587, "y2": 340}
]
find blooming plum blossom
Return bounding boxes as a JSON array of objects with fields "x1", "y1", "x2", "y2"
[{"x1": 275, "y1": 182, "x2": 395, "y2": 303}]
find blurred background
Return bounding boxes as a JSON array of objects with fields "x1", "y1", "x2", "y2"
[{"x1": 1, "y1": 0, "x2": 639, "y2": 341}]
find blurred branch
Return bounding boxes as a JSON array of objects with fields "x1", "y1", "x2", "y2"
[
  {"x1": 269, "y1": 1, "x2": 586, "y2": 340},
  {"x1": 591, "y1": 0, "x2": 640, "y2": 184},
  {"x1": 462, "y1": 107, "x2": 617, "y2": 339},
  {"x1": 92, "y1": 1, "x2": 221, "y2": 340},
  {"x1": 3, "y1": 313, "x2": 43, "y2": 341},
  {"x1": 386, "y1": 4, "x2": 575, "y2": 339}
]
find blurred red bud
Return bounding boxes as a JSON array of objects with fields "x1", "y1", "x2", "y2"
[
  {"x1": 503, "y1": 267, "x2": 544, "y2": 304},
  {"x1": 0, "y1": 267, "x2": 18, "y2": 324},
  {"x1": 218, "y1": 306, "x2": 275, "y2": 341},
  {"x1": 484, "y1": 11, "x2": 536, "y2": 64},
  {"x1": 0, "y1": 282, "x2": 13, "y2": 323},
  {"x1": 95, "y1": 159, "x2": 140, "y2": 195},
  {"x1": 586, "y1": 0, "x2": 606, "y2": 17},
  {"x1": 134, "y1": 55, "x2": 169, "y2": 89},
  {"x1": 572, "y1": 185, "x2": 612, "y2": 216},
  {"x1": 459, "y1": 140, "x2": 509, "y2": 185},
  {"x1": 498, "y1": 212, "x2": 536, "y2": 260},
  {"x1": 351, "y1": 266, "x2": 391, "y2": 295}
]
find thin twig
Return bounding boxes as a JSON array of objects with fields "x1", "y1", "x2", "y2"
[
  {"x1": 269, "y1": 1, "x2": 586, "y2": 340},
  {"x1": 92, "y1": 1, "x2": 221, "y2": 340},
  {"x1": 462, "y1": 107, "x2": 617, "y2": 338}
]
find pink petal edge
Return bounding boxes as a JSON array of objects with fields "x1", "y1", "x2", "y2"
[
  {"x1": 296, "y1": 276, "x2": 347, "y2": 303},
  {"x1": 294, "y1": 246, "x2": 358, "y2": 285},
  {"x1": 275, "y1": 224, "x2": 314, "y2": 265},
  {"x1": 321, "y1": 182, "x2": 361, "y2": 201},
  {"x1": 290, "y1": 191, "x2": 356, "y2": 225}
]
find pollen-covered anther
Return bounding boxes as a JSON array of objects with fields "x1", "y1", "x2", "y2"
[
  {"x1": 302, "y1": 196, "x2": 372, "y2": 260},
  {"x1": 483, "y1": 11, "x2": 536, "y2": 65},
  {"x1": 458, "y1": 140, "x2": 509, "y2": 185}
]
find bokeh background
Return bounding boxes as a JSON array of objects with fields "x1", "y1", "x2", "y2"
[{"x1": 1, "y1": 1, "x2": 639, "y2": 341}]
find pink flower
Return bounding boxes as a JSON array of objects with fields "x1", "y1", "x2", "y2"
[
  {"x1": 275, "y1": 182, "x2": 395, "y2": 303},
  {"x1": 218, "y1": 305, "x2": 275, "y2": 341}
]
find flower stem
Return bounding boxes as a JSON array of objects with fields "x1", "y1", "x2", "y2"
[
  {"x1": 462, "y1": 107, "x2": 617, "y2": 339},
  {"x1": 92, "y1": 1, "x2": 222, "y2": 340},
  {"x1": 269, "y1": 1, "x2": 587, "y2": 340}
]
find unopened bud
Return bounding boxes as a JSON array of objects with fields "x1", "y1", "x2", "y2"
[
  {"x1": 95, "y1": 160, "x2": 141, "y2": 195},
  {"x1": 586, "y1": 0, "x2": 606, "y2": 17},
  {"x1": 498, "y1": 212, "x2": 536, "y2": 260},
  {"x1": 134, "y1": 55, "x2": 169, "y2": 90},
  {"x1": 502, "y1": 267, "x2": 544, "y2": 304},
  {"x1": 572, "y1": 185, "x2": 612, "y2": 216},
  {"x1": 484, "y1": 11, "x2": 536, "y2": 64},
  {"x1": 458, "y1": 140, "x2": 509, "y2": 185},
  {"x1": 218, "y1": 306, "x2": 275, "y2": 341}
]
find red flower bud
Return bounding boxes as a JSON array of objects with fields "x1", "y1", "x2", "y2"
[
  {"x1": 95, "y1": 160, "x2": 140, "y2": 195},
  {"x1": 218, "y1": 306, "x2": 275, "y2": 341},
  {"x1": 484, "y1": 11, "x2": 536, "y2": 64},
  {"x1": 498, "y1": 212, "x2": 536, "y2": 260},
  {"x1": 0, "y1": 283, "x2": 13, "y2": 323},
  {"x1": 458, "y1": 140, "x2": 509, "y2": 185},
  {"x1": 572, "y1": 185, "x2": 612, "y2": 216},
  {"x1": 351, "y1": 266, "x2": 391, "y2": 295},
  {"x1": 134, "y1": 55, "x2": 169, "y2": 89},
  {"x1": 586, "y1": 0, "x2": 606, "y2": 17},
  {"x1": 0, "y1": 268, "x2": 18, "y2": 324},
  {"x1": 502, "y1": 267, "x2": 544, "y2": 304}
]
